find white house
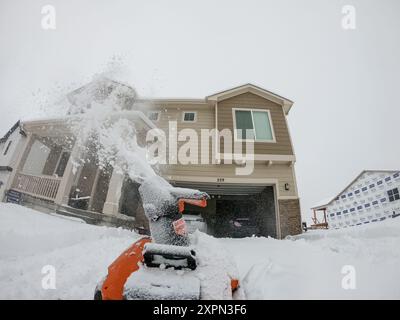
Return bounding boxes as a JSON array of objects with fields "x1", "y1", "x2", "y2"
[
  {"x1": 0, "y1": 121, "x2": 27, "y2": 200},
  {"x1": 311, "y1": 170, "x2": 400, "y2": 230}
]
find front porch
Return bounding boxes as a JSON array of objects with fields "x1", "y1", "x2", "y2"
[
  {"x1": 5, "y1": 113, "x2": 155, "y2": 230},
  {"x1": 12, "y1": 173, "x2": 61, "y2": 201}
]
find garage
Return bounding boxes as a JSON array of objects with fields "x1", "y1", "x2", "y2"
[{"x1": 172, "y1": 182, "x2": 278, "y2": 238}]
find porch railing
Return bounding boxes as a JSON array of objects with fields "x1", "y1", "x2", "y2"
[{"x1": 11, "y1": 173, "x2": 62, "y2": 201}]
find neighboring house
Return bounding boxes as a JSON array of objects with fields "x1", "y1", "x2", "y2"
[
  {"x1": 311, "y1": 170, "x2": 400, "y2": 230},
  {"x1": 0, "y1": 121, "x2": 27, "y2": 200},
  {"x1": 3, "y1": 79, "x2": 302, "y2": 239}
]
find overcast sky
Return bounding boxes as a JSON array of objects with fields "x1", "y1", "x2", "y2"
[{"x1": 1, "y1": 0, "x2": 399, "y2": 222}]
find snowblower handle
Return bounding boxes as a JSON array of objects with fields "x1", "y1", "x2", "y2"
[{"x1": 178, "y1": 198, "x2": 207, "y2": 213}]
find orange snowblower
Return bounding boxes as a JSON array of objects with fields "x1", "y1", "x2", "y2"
[{"x1": 94, "y1": 177, "x2": 239, "y2": 300}]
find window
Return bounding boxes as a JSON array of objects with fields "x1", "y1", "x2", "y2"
[
  {"x1": 3, "y1": 140, "x2": 12, "y2": 156},
  {"x1": 148, "y1": 111, "x2": 160, "y2": 122},
  {"x1": 182, "y1": 112, "x2": 196, "y2": 122},
  {"x1": 233, "y1": 109, "x2": 275, "y2": 141},
  {"x1": 54, "y1": 151, "x2": 70, "y2": 177},
  {"x1": 387, "y1": 188, "x2": 400, "y2": 202}
]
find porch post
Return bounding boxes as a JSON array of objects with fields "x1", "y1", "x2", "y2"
[
  {"x1": 54, "y1": 143, "x2": 81, "y2": 206},
  {"x1": 4, "y1": 132, "x2": 35, "y2": 193},
  {"x1": 102, "y1": 170, "x2": 124, "y2": 215}
]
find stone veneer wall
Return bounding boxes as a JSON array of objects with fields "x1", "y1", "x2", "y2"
[{"x1": 278, "y1": 199, "x2": 302, "y2": 238}]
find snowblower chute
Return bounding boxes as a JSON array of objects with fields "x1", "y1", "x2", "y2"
[{"x1": 94, "y1": 176, "x2": 240, "y2": 300}]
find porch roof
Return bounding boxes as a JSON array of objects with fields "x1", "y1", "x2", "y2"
[{"x1": 20, "y1": 110, "x2": 156, "y2": 137}]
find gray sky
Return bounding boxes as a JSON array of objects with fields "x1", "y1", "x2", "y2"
[{"x1": 1, "y1": 0, "x2": 399, "y2": 222}]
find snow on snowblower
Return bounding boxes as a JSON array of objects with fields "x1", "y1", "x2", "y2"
[{"x1": 94, "y1": 176, "x2": 240, "y2": 300}]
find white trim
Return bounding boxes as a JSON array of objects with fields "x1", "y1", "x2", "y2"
[
  {"x1": 206, "y1": 83, "x2": 294, "y2": 114},
  {"x1": 278, "y1": 195, "x2": 300, "y2": 200},
  {"x1": 182, "y1": 111, "x2": 197, "y2": 123},
  {"x1": 290, "y1": 165, "x2": 299, "y2": 198},
  {"x1": 232, "y1": 108, "x2": 276, "y2": 143},
  {"x1": 165, "y1": 174, "x2": 279, "y2": 185},
  {"x1": 217, "y1": 153, "x2": 295, "y2": 162},
  {"x1": 281, "y1": 106, "x2": 296, "y2": 158},
  {"x1": 214, "y1": 102, "x2": 220, "y2": 164}
]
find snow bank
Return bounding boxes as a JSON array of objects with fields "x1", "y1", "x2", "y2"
[
  {"x1": 0, "y1": 203, "x2": 138, "y2": 299},
  {"x1": 221, "y1": 219, "x2": 400, "y2": 299},
  {"x1": 1, "y1": 203, "x2": 400, "y2": 299}
]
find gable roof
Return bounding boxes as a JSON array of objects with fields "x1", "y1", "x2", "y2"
[
  {"x1": 206, "y1": 83, "x2": 294, "y2": 114},
  {"x1": 0, "y1": 121, "x2": 21, "y2": 144},
  {"x1": 311, "y1": 169, "x2": 400, "y2": 210}
]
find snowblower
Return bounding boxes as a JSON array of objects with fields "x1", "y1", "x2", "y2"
[{"x1": 94, "y1": 176, "x2": 240, "y2": 300}]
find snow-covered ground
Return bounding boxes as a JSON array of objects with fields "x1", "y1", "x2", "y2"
[{"x1": 0, "y1": 203, "x2": 399, "y2": 299}]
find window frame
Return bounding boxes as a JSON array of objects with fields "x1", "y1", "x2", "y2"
[
  {"x1": 388, "y1": 188, "x2": 400, "y2": 202},
  {"x1": 147, "y1": 111, "x2": 160, "y2": 122},
  {"x1": 182, "y1": 111, "x2": 197, "y2": 123},
  {"x1": 232, "y1": 108, "x2": 276, "y2": 143}
]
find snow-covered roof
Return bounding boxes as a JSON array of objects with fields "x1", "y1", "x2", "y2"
[
  {"x1": 311, "y1": 169, "x2": 400, "y2": 210},
  {"x1": 21, "y1": 110, "x2": 156, "y2": 134}
]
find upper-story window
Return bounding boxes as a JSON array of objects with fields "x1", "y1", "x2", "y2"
[
  {"x1": 387, "y1": 188, "x2": 400, "y2": 202},
  {"x1": 233, "y1": 108, "x2": 275, "y2": 142},
  {"x1": 3, "y1": 140, "x2": 12, "y2": 156},
  {"x1": 148, "y1": 111, "x2": 160, "y2": 122},
  {"x1": 182, "y1": 111, "x2": 197, "y2": 122}
]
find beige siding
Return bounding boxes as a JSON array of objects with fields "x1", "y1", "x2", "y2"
[
  {"x1": 162, "y1": 163, "x2": 297, "y2": 198},
  {"x1": 146, "y1": 104, "x2": 215, "y2": 163},
  {"x1": 136, "y1": 96, "x2": 297, "y2": 198},
  {"x1": 217, "y1": 92, "x2": 293, "y2": 155}
]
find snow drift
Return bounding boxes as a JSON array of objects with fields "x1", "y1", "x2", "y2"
[{"x1": 1, "y1": 203, "x2": 400, "y2": 299}]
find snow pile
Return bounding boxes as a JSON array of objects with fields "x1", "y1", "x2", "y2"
[
  {"x1": 125, "y1": 269, "x2": 201, "y2": 300},
  {"x1": 0, "y1": 203, "x2": 139, "y2": 299},
  {"x1": 125, "y1": 231, "x2": 241, "y2": 300},
  {"x1": 1, "y1": 203, "x2": 400, "y2": 299},
  {"x1": 221, "y1": 220, "x2": 400, "y2": 299},
  {"x1": 189, "y1": 231, "x2": 244, "y2": 300}
]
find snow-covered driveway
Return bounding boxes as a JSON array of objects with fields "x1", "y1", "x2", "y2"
[{"x1": 1, "y1": 203, "x2": 399, "y2": 299}]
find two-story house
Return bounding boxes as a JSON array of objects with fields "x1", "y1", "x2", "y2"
[{"x1": 2, "y1": 79, "x2": 301, "y2": 238}]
